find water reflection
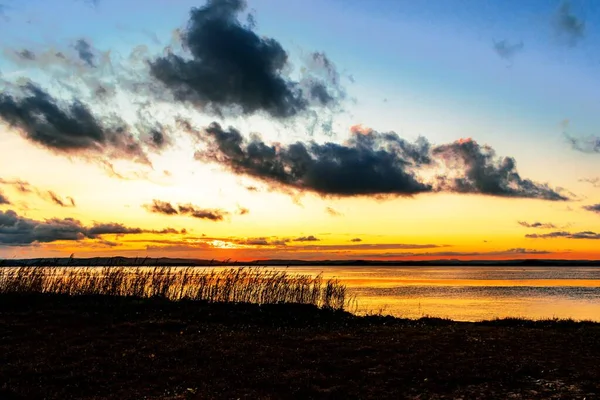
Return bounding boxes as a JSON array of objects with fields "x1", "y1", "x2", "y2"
[{"x1": 235, "y1": 266, "x2": 600, "y2": 321}]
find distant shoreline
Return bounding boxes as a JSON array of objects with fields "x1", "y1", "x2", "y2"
[{"x1": 2, "y1": 256, "x2": 600, "y2": 267}]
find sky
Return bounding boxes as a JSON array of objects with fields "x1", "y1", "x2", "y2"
[{"x1": 0, "y1": 0, "x2": 599, "y2": 261}]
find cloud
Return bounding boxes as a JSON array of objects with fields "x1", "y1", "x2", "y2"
[
  {"x1": 47, "y1": 191, "x2": 76, "y2": 208},
  {"x1": 236, "y1": 205, "x2": 249, "y2": 215},
  {"x1": 565, "y1": 133, "x2": 600, "y2": 154},
  {"x1": 146, "y1": 199, "x2": 178, "y2": 215},
  {"x1": 525, "y1": 231, "x2": 600, "y2": 240},
  {"x1": 144, "y1": 199, "x2": 229, "y2": 221},
  {"x1": 0, "y1": 192, "x2": 10, "y2": 205},
  {"x1": 0, "y1": 209, "x2": 177, "y2": 246},
  {"x1": 325, "y1": 206, "x2": 342, "y2": 216},
  {"x1": 74, "y1": 39, "x2": 95, "y2": 67},
  {"x1": 365, "y1": 248, "x2": 552, "y2": 258},
  {"x1": 0, "y1": 178, "x2": 32, "y2": 193},
  {"x1": 195, "y1": 123, "x2": 566, "y2": 201},
  {"x1": 553, "y1": 2, "x2": 585, "y2": 46},
  {"x1": 583, "y1": 204, "x2": 600, "y2": 214},
  {"x1": 293, "y1": 243, "x2": 446, "y2": 251},
  {"x1": 0, "y1": 82, "x2": 152, "y2": 165},
  {"x1": 518, "y1": 221, "x2": 557, "y2": 229},
  {"x1": 179, "y1": 204, "x2": 229, "y2": 221},
  {"x1": 0, "y1": 178, "x2": 78, "y2": 208},
  {"x1": 493, "y1": 40, "x2": 524, "y2": 61},
  {"x1": 580, "y1": 177, "x2": 600, "y2": 188},
  {"x1": 195, "y1": 122, "x2": 432, "y2": 197},
  {"x1": 293, "y1": 235, "x2": 320, "y2": 242},
  {"x1": 350, "y1": 238, "x2": 362, "y2": 242},
  {"x1": 433, "y1": 138, "x2": 567, "y2": 201},
  {"x1": 148, "y1": 0, "x2": 343, "y2": 118},
  {"x1": 233, "y1": 237, "x2": 289, "y2": 246}
]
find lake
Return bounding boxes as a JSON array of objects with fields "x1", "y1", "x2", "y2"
[{"x1": 246, "y1": 265, "x2": 600, "y2": 321}]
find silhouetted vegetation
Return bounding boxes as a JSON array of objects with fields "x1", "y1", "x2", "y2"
[{"x1": 0, "y1": 266, "x2": 348, "y2": 310}]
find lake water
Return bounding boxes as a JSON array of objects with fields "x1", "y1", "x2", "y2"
[{"x1": 249, "y1": 266, "x2": 600, "y2": 321}]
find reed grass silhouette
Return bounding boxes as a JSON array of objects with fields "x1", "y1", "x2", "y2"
[{"x1": 0, "y1": 266, "x2": 349, "y2": 310}]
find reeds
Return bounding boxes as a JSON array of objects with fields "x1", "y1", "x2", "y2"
[{"x1": 0, "y1": 266, "x2": 349, "y2": 310}]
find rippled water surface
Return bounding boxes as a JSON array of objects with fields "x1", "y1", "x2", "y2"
[{"x1": 247, "y1": 266, "x2": 600, "y2": 321}]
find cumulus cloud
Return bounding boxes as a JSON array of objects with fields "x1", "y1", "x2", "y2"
[
  {"x1": 195, "y1": 122, "x2": 432, "y2": 197},
  {"x1": 583, "y1": 204, "x2": 600, "y2": 214},
  {"x1": 526, "y1": 231, "x2": 600, "y2": 240},
  {"x1": 433, "y1": 138, "x2": 567, "y2": 201},
  {"x1": 0, "y1": 191, "x2": 10, "y2": 205},
  {"x1": 194, "y1": 123, "x2": 566, "y2": 201},
  {"x1": 553, "y1": 2, "x2": 585, "y2": 46},
  {"x1": 149, "y1": 0, "x2": 343, "y2": 118},
  {"x1": 0, "y1": 82, "x2": 152, "y2": 165},
  {"x1": 144, "y1": 199, "x2": 230, "y2": 221},
  {"x1": 518, "y1": 221, "x2": 557, "y2": 229},
  {"x1": 492, "y1": 40, "x2": 524, "y2": 61},
  {"x1": 0, "y1": 209, "x2": 177, "y2": 246}
]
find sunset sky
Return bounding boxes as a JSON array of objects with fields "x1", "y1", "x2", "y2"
[{"x1": 1, "y1": 0, "x2": 599, "y2": 261}]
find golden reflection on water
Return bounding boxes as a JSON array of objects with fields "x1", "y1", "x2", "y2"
[{"x1": 235, "y1": 266, "x2": 600, "y2": 322}]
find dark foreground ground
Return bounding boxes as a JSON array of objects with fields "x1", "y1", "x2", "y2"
[{"x1": 1, "y1": 295, "x2": 599, "y2": 400}]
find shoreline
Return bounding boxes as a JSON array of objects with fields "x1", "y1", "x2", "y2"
[{"x1": 2, "y1": 293, "x2": 599, "y2": 399}]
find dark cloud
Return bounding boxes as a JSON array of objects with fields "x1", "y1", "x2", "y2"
[
  {"x1": 86, "y1": 223, "x2": 143, "y2": 238},
  {"x1": 325, "y1": 206, "x2": 342, "y2": 216},
  {"x1": 0, "y1": 209, "x2": 175, "y2": 246},
  {"x1": 0, "y1": 192, "x2": 10, "y2": 205},
  {"x1": 74, "y1": 39, "x2": 95, "y2": 67},
  {"x1": 195, "y1": 122, "x2": 432, "y2": 197},
  {"x1": 0, "y1": 82, "x2": 151, "y2": 165},
  {"x1": 433, "y1": 138, "x2": 567, "y2": 201},
  {"x1": 518, "y1": 221, "x2": 557, "y2": 229},
  {"x1": 178, "y1": 204, "x2": 229, "y2": 221},
  {"x1": 492, "y1": 40, "x2": 524, "y2": 61},
  {"x1": 145, "y1": 199, "x2": 178, "y2": 215},
  {"x1": 194, "y1": 123, "x2": 566, "y2": 201},
  {"x1": 553, "y1": 2, "x2": 585, "y2": 46},
  {"x1": 350, "y1": 238, "x2": 362, "y2": 242},
  {"x1": 526, "y1": 231, "x2": 600, "y2": 240},
  {"x1": 47, "y1": 191, "x2": 76, "y2": 208},
  {"x1": 144, "y1": 199, "x2": 230, "y2": 221},
  {"x1": 293, "y1": 235, "x2": 320, "y2": 242},
  {"x1": 149, "y1": 0, "x2": 343, "y2": 118},
  {"x1": 583, "y1": 204, "x2": 600, "y2": 214},
  {"x1": 234, "y1": 237, "x2": 289, "y2": 246}
]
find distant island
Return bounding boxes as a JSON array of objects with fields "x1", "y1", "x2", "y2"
[{"x1": 1, "y1": 256, "x2": 600, "y2": 267}]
